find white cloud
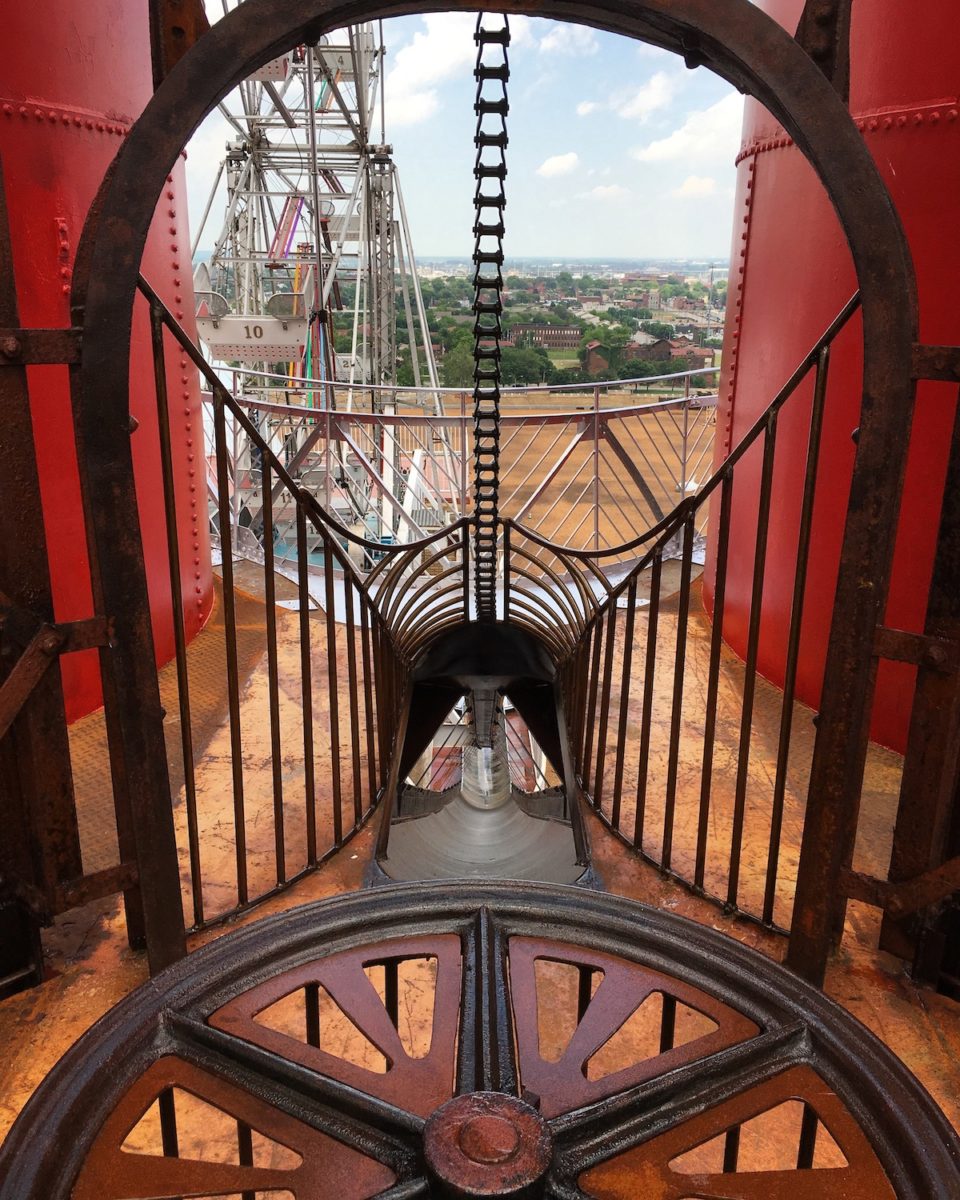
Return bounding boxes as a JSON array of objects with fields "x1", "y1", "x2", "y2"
[
  {"x1": 672, "y1": 175, "x2": 718, "y2": 199},
  {"x1": 577, "y1": 100, "x2": 601, "y2": 117},
  {"x1": 631, "y1": 92, "x2": 744, "y2": 163},
  {"x1": 539, "y1": 24, "x2": 599, "y2": 56},
  {"x1": 612, "y1": 72, "x2": 677, "y2": 122},
  {"x1": 588, "y1": 184, "x2": 629, "y2": 200},
  {"x1": 383, "y1": 13, "x2": 477, "y2": 127},
  {"x1": 537, "y1": 152, "x2": 580, "y2": 178}
]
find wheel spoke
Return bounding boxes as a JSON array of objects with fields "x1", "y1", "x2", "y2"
[
  {"x1": 456, "y1": 906, "x2": 519, "y2": 1094},
  {"x1": 206, "y1": 932, "x2": 462, "y2": 1118},
  {"x1": 71, "y1": 1053, "x2": 400, "y2": 1200},
  {"x1": 507, "y1": 935, "x2": 759, "y2": 1119},
  {"x1": 552, "y1": 1024, "x2": 806, "y2": 1170}
]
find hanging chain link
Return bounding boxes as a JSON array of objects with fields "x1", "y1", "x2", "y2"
[{"x1": 471, "y1": 14, "x2": 510, "y2": 623}]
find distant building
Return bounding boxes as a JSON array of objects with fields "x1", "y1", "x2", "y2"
[
  {"x1": 509, "y1": 323, "x2": 582, "y2": 349},
  {"x1": 624, "y1": 333, "x2": 672, "y2": 362},
  {"x1": 584, "y1": 340, "x2": 610, "y2": 374}
]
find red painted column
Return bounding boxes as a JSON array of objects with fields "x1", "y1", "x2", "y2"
[
  {"x1": 706, "y1": 0, "x2": 960, "y2": 751},
  {"x1": 1, "y1": 1, "x2": 214, "y2": 721}
]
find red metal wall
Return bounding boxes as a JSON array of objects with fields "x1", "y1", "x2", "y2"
[
  {"x1": 1, "y1": 1, "x2": 214, "y2": 722},
  {"x1": 706, "y1": 0, "x2": 960, "y2": 751}
]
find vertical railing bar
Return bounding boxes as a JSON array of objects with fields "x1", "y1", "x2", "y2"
[
  {"x1": 213, "y1": 392, "x2": 249, "y2": 905},
  {"x1": 305, "y1": 981, "x2": 321, "y2": 1047},
  {"x1": 582, "y1": 618, "x2": 605, "y2": 799},
  {"x1": 384, "y1": 959, "x2": 399, "y2": 1025},
  {"x1": 237, "y1": 1120, "x2": 254, "y2": 1200},
  {"x1": 592, "y1": 601, "x2": 619, "y2": 812},
  {"x1": 727, "y1": 411, "x2": 779, "y2": 908},
  {"x1": 722, "y1": 1126, "x2": 741, "y2": 1173},
  {"x1": 261, "y1": 459, "x2": 286, "y2": 886},
  {"x1": 662, "y1": 515, "x2": 695, "y2": 871},
  {"x1": 610, "y1": 578, "x2": 638, "y2": 833},
  {"x1": 659, "y1": 993, "x2": 676, "y2": 1053},
  {"x1": 323, "y1": 531, "x2": 344, "y2": 847},
  {"x1": 360, "y1": 598, "x2": 378, "y2": 808},
  {"x1": 158, "y1": 1088, "x2": 179, "y2": 1158},
  {"x1": 763, "y1": 347, "x2": 831, "y2": 925},
  {"x1": 797, "y1": 1102, "x2": 819, "y2": 1169},
  {"x1": 695, "y1": 470, "x2": 734, "y2": 890},
  {"x1": 343, "y1": 578, "x2": 364, "y2": 827},
  {"x1": 296, "y1": 502, "x2": 317, "y2": 867},
  {"x1": 149, "y1": 304, "x2": 204, "y2": 926},
  {"x1": 634, "y1": 551, "x2": 663, "y2": 851}
]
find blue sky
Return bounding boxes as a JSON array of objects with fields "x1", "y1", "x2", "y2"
[{"x1": 187, "y1": 13, "x2": 744, "y2": 260}]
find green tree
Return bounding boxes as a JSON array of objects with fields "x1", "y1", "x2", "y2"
[{"x1": 440, "y1": 341, "x2": 474, "y2": 388}]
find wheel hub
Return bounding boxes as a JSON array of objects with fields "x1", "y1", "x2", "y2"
[{"x1": 425, "y1": 1092, "x2": 552, "y2": 1196}]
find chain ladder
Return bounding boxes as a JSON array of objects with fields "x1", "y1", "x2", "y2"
[{"x1": 471, "y1": 14, "x2": 510, "y2": 622}]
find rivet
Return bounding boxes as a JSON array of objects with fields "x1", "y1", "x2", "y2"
[
  {"x1": 913, "y1": 112, "x2": 923, "y2": 124},
  {"x1": 883, "y1": 117, "x2": 892, "y2": 130},
  {"x1": 183, "y1": 408, "x2": 191, "y2": 416},
  {"x1": 193, "y1": 542, "x2": 200, "y2": 551},
  {"x1": 856, "y1": 120, "x2": 865, "y2": 131},
  {"x1": 172, "y1": 261, "x2": 181, "y2": 270},
  {"x1": 61, "y1": 114, "x2": 70, "y2": 125},
  {"x1": 897, "y1": 115, "x2": 907, "y2": 128},
  {"x1": 189, "y1": 484, "x2": 197, "y2": 493},
  {"x1": 868, "y1": 119, "x2": 878, "y2": 131},
  {"x1": 167, "y1": 174, "x2": 174, "y2": 183},
  {"x1": 3, "y1": 103, "x2": 12, "y2": 116},
  {"x1": 47, "y1": 110, "x2": 57, "y2": 121},
  {"x1": 931, "y1": 111, "x2": 941, "y2": 124},
  {"x1": 168, "y1": 209, "x2": 176, "y2": 218},
  {"x1": 85, "y1": 119, "x2": 94, "y2": 129},
  {"x1": 61, "y1": 284, "x2": 70, "y2": 295},
  {"x1": 166, "y1": 190, "x2": 175, "y2": 200},
  {"x1": 19, "y1": 106, "x2": 27, "y2": 117},
  {"x1": 188, "y1": 468, "x2": 196, "y2": 477},
  {"x1": 193, "y1": 558, "x2": 201, "y2": 567},
  {"x1": 169, "y1": 226, "x2": 177, "y2": 235},
  {"x1": 949, "y1": 109, "x2": 958, "y2": 122},
  {"x1": 195, "y1": 585, "x2": 203, "y2": 595},
  {"x1": 34, "y1": 108, "x2": 44, "y2": 119},
  {"x1": 73, "y1": 116, "x2": 82, "y2": 127},
  {"x1": 171, "y1": 244, "x2": 178, "y2": 252},
  {"x1": 96, "y1": 121, "x2": 104, "y2": 131},
  {"x1": 59, "y1": 267, "x2": 70, "y2": 279},
  {"x1": 175, "y1": 310, "x2": 184, "y2": 319},
  {"x1": 173, "y1": 278, "x2": 181, "y2": 287}
]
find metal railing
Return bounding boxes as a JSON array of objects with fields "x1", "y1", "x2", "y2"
[
  {"x1": 506, "y1": 296, "x2": 861, "y2": 932},
  {"x1": 143, "y1": 277, "x2": 419, "y2": 928},
  {"x1": 202, "y1": 366, "x2": 720, "y2": 578}
]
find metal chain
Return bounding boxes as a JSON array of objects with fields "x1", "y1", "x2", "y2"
[{"x1": 471, "y1": 14, "x2": 510, "y2": 623}]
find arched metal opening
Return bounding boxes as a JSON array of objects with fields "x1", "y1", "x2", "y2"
[{"x1": 68, "y1": 0, "x2": 918, "y2": 978}]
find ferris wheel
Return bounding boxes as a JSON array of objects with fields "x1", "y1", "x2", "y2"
[
  {"x1": 189, "y1": 9, "x2": 453, "y2": 554},
  {"x1": 191, "y1": 14, "x2": 439, "y2": 408}
]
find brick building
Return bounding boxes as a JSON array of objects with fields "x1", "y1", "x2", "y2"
[{"x1": 509, "y1": 323, "x2": 582, "y2": 350}]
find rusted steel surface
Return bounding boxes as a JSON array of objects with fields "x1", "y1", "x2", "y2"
[
  {"x1": 0, "y1": 327, "x2": 82, "y2": 365},
  {"x1": 2, "y1": 884, "x2": 957, "y2": 1198},
  {"x1": 148, "y1": 0, "x2": 211, "y2": 90},
  {"x1": 879, "y1": 389, "x2": 960, "y2": 976},
  {"x1": 794, "y1": 0, "x2": 853, "y2": 98},
  {"x1": 0, "y1": 162, "x2": 82, "y2": 923}
]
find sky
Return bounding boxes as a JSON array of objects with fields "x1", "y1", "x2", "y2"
[{"x1": 186, "y1": 12, "x2": 745, "y2": 261}]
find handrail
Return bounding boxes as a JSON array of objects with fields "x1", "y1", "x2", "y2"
[
  {"x1": 209, "y1": 390, "x2": 719, "y2": 426},
  {"x1": 222, "y1": 362, "x2": 721, "y2": 398},
  {"x1": 509, "y1": 291, "x2": 861, "y2": 569}
]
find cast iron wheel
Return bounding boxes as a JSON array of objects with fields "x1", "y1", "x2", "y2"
[{"x1": 1, "y1": 882, "x2": 957, "y2": 1198}]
